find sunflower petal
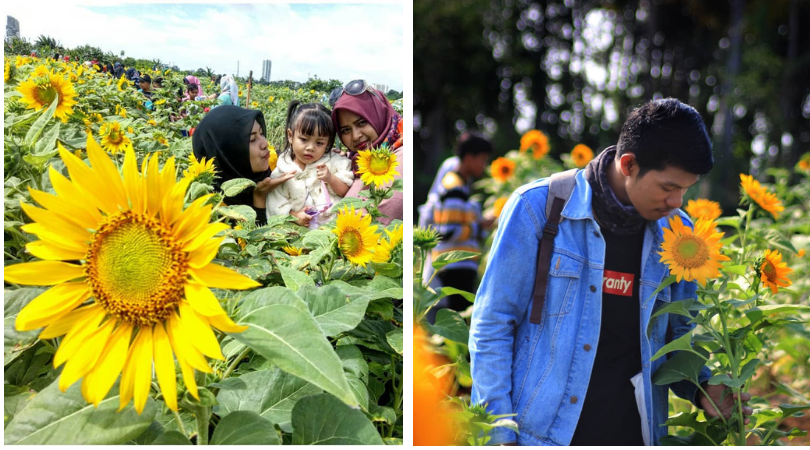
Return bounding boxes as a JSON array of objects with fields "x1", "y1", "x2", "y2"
[
  {"x1": 86, "y1": 133, "x2": 128, "y2": 209},
  {"x1": 59, "y1": 319, "x2": 115, "y2": 392},
  {"x1": 189, "y1": 263, "x2": 260, "y2": 290},
  {"x1": 133, "y1": 325, "x2": 154, "y2": 414},
  {"x1": 182, "y1": 223, "x2": 230, "y2": 253},
  {"x1": 39, "y1": 304, "x2": 99, "y2": 339},
  {"x1": 84, "y1": 322, "x2": 132, "y2": 406},
  {"x1": 122, "y1": 147, "x2": 145, "y2": 214},
  {"x1": 53, "y1": 306, "x2": 106, "y2": 368},
  {"x1": 153, "y1": 324, "x2": 178, "y2": 411},
  {"x1": 178, "y1": 302, "x2": 224, "y2": 360},
  {"x1": 25, "y1": 240, "x2": 86, "y2": 261},
  {"x1": 184, "y1": 282, "x2": 227, "y2": 317},
  {"x1": 187, "y1": 237, "x2": 222, "y2": 269},
  {"x1": 58, "y1": 143, "x2": 119, "y2": 214},
  {"x1": 29, "y1": 187, "x2": 100, "y2": 231},
  {"x1": 166, "y1": 312, "x2": 211, "y2": 372},
  {"x1": 4, "y1": 261, "x2": 85, "y2": 286},
  {"x1": 15, "y1": 281, "x2": 90, "y2": 331},
  {"x1": 179, "y1": 359, "x2": 199, "y2": 400},
  {"x1": 208, "y1": 314, "x2": 248, "y2": 334}
]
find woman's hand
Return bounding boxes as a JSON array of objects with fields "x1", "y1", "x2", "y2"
[
  {"x1": 252, "y1": 173, "x2": 295, "y2": 207},
  {"x1": 291, "y1": 208, "x2": 312, "y2": 227}
]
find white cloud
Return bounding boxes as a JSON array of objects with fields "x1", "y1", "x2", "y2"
[{"x1": 5, "y1": 2, "x2": 404, "y2": 90}]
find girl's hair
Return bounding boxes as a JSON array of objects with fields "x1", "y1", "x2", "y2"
[{"x1": 284, "y1": 101, "x2": 336, "y2": 154}]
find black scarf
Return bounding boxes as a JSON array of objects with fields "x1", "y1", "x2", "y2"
[
  {"x1": 584, "y1": 146, "x2": 647, "y2": 236},
  {"x1": 192, "y1": 105, "x2": 271, "y2": 206}
]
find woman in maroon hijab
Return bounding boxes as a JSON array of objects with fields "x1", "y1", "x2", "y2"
[{"x1": 331, "y1": 81, "x2": 403, "y2": 225}]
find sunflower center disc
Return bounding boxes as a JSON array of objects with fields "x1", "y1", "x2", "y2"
[
  {"x1": 86, "y1": 212, "x2": 188, "y2": 325},
  {"x1": 675, "y1": 236, "x2": 709, "y2": 268},
  {"x1": 37, "y1": 85, "x2": 57, "y2": 105},
  {"x1": 762, "y1": 262, "x2": 775, "y2": 280},
  {"x1": 369, "y1": 154, "x2": 391, "y2": 176},
  {"x1": 340, "y1": 228, "x2": 363, "y2": 257}
]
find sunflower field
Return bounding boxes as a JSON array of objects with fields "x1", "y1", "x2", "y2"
[
  {"x1": 414, "y1": 130, "x2": 810, "y2": 445},
  {"x1": 4, "y1": 55, "x2": 404, "y2": 445}
]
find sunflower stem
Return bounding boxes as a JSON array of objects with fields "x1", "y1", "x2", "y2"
[{"x1": 194, "y1": 406, "x2": 210, "y2": 445}]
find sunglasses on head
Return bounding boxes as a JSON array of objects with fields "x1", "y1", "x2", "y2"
[{"x1": 328, "y1": 79, "x2": 383, "y2": 107}]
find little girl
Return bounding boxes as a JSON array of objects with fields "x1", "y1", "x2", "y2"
[{"x1": 266, "y1": 101, "x2": 354, "y2": 228}]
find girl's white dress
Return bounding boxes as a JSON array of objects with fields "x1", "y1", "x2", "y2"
[{"x1": 265, "y1": 151, "x2": 354, "y2": 225}]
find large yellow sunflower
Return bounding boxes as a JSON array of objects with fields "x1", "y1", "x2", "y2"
[
  {"x1": 98, "y1": 121, "x2": 134, "y2": 155},
  {"x1": 685, "y1": 199, "x2": 722, "y2": 222},
  {"x1": 16, "y1": 66, "x2": 77, "y2": 122},
  {"x1": 4, "y1": 135, "x2": 258, "y2": 414},
  {"x1": 117, "y1": 75, "x2": 128, "y2": 92},
  {"x1": 658, "y1": 215, "x2": 730, "y2": 286},
  {"x1": 520, "y1": 129, "x2": 550, "y2": 160},
  {"x1": 740, "y1": 174, "x2": 784, "y2": 219},
  {"x1": 372, "y1": 224, "x2": 404, "y2": 263},
  {"x1": 491, "y1": 157, "x2": 516, "y2": 183},
  {"x1": 759, "y1": 249, "x2": 793, "y2": 294},
  {"x1": 570, "y1": 144, "x2": 594, "y2": 168},
  {"x1": 356, "y1": 147, "x2": 400, "y2": 188},
  {"x1": 333, "y1": 207, "x2": 380, "y2": 267}
]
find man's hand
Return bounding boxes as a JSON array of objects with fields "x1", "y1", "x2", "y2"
[
  {"x1": 699, "y1": 383, "x2": 753, "y2": 424},
  {"x1": 252, "y1": 173, "x2": 295, "y2": 207}
]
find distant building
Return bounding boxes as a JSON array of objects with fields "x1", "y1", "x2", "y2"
[
  {"x1": 6, "y1": 16, "x2": 20, "y2": 42},
  {"x1": 372, "y1": 83, "x2": 389, "y2": 94},
  {"x1": 262, "y1": 60, "x2": 272, "y2": 83}
]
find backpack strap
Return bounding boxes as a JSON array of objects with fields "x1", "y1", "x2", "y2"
[{"x1": 530, "y1": 169, "x2": 579, "y2": 325}]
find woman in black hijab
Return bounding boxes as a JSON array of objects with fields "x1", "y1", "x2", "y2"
[{"x1": 192, "y1": 105, "x2": 294, "y2": 226}]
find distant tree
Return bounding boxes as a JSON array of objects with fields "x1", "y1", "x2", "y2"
[
  {"x1": 386, "y1": 90, "x2": 403, "y2": 100},
  {"x1": 303, "y1": 77, "x2": 343, "y2": 93},
  {"x1": 34, "y1": 35, "x2": 60, "y2": 50}
]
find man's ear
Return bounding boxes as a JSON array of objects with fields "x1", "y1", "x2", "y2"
[{"x1": 619, "y1": 153, "x2": 637, "y2": 177}]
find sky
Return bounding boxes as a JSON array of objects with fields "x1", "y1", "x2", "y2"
[{"x1": 5, "y1": 2, "x2": 404, "y2": 91}]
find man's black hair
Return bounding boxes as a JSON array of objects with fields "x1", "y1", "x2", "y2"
[
  {"x1": 454, "y1": 131, "x2": 492, "y2": 160},
  {"x1": 617, "y1": 98, "x2": 713, "y2": 177}
]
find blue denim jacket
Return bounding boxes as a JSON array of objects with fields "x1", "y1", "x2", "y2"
[{"x1": 469, "y1": 171, "x2": 711, "y2": 446}]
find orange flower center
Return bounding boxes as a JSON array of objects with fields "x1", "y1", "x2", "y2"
[{"x1": 674, "y1": 236, "x2": 709, "y2": 268}]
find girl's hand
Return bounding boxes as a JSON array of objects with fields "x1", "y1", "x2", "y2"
[
  {"x1": 291, "y1": 208, "x2": 312, "y2": 227},
  {"x1": 315, "y1": 164, "x2": 333, "y2": 182}
]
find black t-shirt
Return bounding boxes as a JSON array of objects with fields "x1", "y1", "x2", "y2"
[{"x1": 570, "y1": 225, "x2": 645, "y2": 446}]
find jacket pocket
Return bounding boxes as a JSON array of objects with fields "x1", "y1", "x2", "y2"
[{"x1": 546, "y1": 252, "x2": 583, "y2": 316}]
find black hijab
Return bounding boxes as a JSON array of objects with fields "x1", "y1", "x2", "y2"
[{"x1": 192, "y1": 105, "x2": 272, "y2": 205}]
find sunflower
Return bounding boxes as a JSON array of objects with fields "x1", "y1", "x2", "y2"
[
  {"x1": 570, "y1": 144, "x2": 594, "y2": 168},
  {"x1": 117, "y1": 75, "x2": 128, "y2": 91},
  {"x1": 685, "y1": 199, "x2": 722, "y2": 222},
  {"x1": 268, "y1": 96, "x2": 274, "y2": 102},
  {"x1": 116, "y1": 104, "x2": 127, "y2": 118},
  {"x1": 493, "y1": 197, "x2": 508, "y2": 218},
  {"x1": 5, "y1": 60, "x2": 11, "y2": 83},
  {"x1": 759, "y1": 249, "x2": 793, "y2": 294},
  {"x1": 3, "y1": 135, "x2": 258, "y2": 414},
  {"x1": 491, "y1": 157, "x2": 516, "y2": 183},
  {"x1": 520, "y1": 129, "x2": 550, "y2": 160},
  {"x1": 333, "y1": 207, "x2": 380, "y2": 267},
  {"x1": 98, "y1": 121, "x2": 134, "y2": 155},
  {"x1": 740, "y1": 174, "x2": 784, "y2": 219},
  {"x1": 658, "y1": 215, "x2": 730, "y2": 286},
  {"x1": 17, "y1": 66, "x2": 78, "y2": 122},
  {"x1": 372, "y1": 224, "x2": 404, "y2": 264},
  {"x1": 413, "y1": 226, "x2": 441, "y2": 251},
  {"x1": 356, "y1": 147, "x2": 400, "y2": 188},
  {"x1": 268, "y1": 146, "x2": 278, "y2": 171},
  {"x1": 282, "y1": 245, "x2": 302, "y2": 256},
  {"x1": 798, "y1": 154, "x2": 810, "y2": 173},
  {"x1": 182, "y1": 153, "x2": 217, "y2": 183}
]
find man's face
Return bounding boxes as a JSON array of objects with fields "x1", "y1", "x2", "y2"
[
  {"x1": 139, "y1": 80, "x2": 150, "y2": 91},
  {"x1": 462, "y1": 152, "x2": 490, "y2": 179},
  {"x1": 622, "y1": 155, "x2": 699, "y2": 221}
]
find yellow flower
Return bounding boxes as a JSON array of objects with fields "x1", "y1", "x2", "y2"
[
  {"x1": 155, "y1": 99, "x2": 166, "y2": 105},
  {"x1": 356, "y1": 147, "x2": 400, "y2": 188},
  {"x1": 798, "y1": 249, "x2": 806, "y2": 258},
  {"x1": 798, "y1": 154, "x2": 810, "y2": 173},
  {"x1": 116, "y1": 104, "x2": 128, "y2": 118},
  {"x1": 98, "y1": 122, "x2": 134, "y2": 154},
  {"x1": 251, "y1": 101, "x2": 258, "y2": 108},
  {"x1": 268, "y1": 147, "x2": 278, "y2": 171},
  {"x1": 238, "y1": 90, "x2": 242, "y2": 97},
  {"x1": 333, "y1": 207, "x2": 380, "y2": 267},
  {"x1": 282, "y1": 245, "x2": 302, "y2": 256},
  {"x1": 570, "y1": 144, "x2": 594, "y2": 168},
  {"x1": 182, "y1": 153, "x2": 217, "y2": 183},
  {"x1": 493, "y1": 197, "x2": 508, "y2": 218},
  {"x1": 372, "y1": 224, "x2": 403, "y2": 263},
  {"x1": 268, "y1": 96, "x2": 274, "y2": 102},
  {"x1": 658, "y1": 215, "x2": 730, "y2": 286},
  {"x1": 117, "y1": 75, "x2": 127, "y2": 92},
  {"x1": 685, "y1": 199, "x2": 722, "y2": 222},
  {"x1": 740, "y1": 174, "x2": 784, "y2": 219},
  {"x1": 4, "y1": 61, "x2": 9, "y2": 83},
  {"x1": 520, "y1": 129, "x2": 550, "y2": 160},
  {"x1": 147, "y1": 119, "x2": 157, "y2": 126},
  {"x1": 3, "y1": 135, "x2": 257, "y2": 414},
  {"x1": 310, "y1": 89, "x2": 316, "y2": 94},
  {"x1": 491, "y1": 157, "x2": 516, "y2": 183},
  {"x1": 759, "y1": 249, "x2": 793, "y2": 294},
  {"x1": 17, "y1": 66, "x2": 78, "y2": 122},
  {"x1": 413, "y1": 326, "x2": 456, "y2": 446}
]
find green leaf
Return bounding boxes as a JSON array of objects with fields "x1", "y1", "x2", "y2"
[
  {"x1": 210, "y1": 411, "x2": 280, "y2": 445},
  {"x1": 439, "y1": 286, "x2": 476, "y2": 303},
  {"x1": 218, "y1": 204, "x2": 257, "y2": 224},
  {"x1": 331, "y1": 197, "x2": 367, "y2": 212},
  {"x1": 367, "y1": 403, "x2": 397, "y2": 424},
  {"x1": 427, "y1": 309, "x2": 469, "y2": 344},
  {"x1": 233, "y1": 287, "x2": 357, "y2": 407},
  {"x1": 291, "y1": 393, "x2": 384, "y2": 445},
  {"x1": 221, "y1": 178, "x2": 256, "y2": 197},
  {"x1": 336, "y1": 345, "x2": 369, "y2": 381},
  {"x1": 721, "y1": 264, "x2": 748, "y2": 276},
  {"x1": 4, "y1": 381, "x2": 156, "y2": 444},
  {"x1": 33, "y1": 121, "x2": 61, "y2": 156},
  {"x1": 150, "y1": 430, "x2": 192, "y2": 445},
  {"x1": 646, "y1": 298, "x2": 696, "y2": 337},
  {"x1": 432, "y1": 250, "x2": 479, "y2": 271},
  {"x1": 651, "y1": 347, "x2": 710, "y2": 386},
  {"x1": 278, "y1": 265, "x2": 315, "y2": 292},
  {"x1": 385, "y1": 329, "x2": 403, "y2": 355},
  {"x1": 302, "y1": 229, "x2": 334, "y2": 249},
  {"x1": 368, "y1": 261, "x2": 403, "y2": 278},
  {"x1": 345, "y1": 373, "x2": 370, "y2": 411},
  {"x1": 757, "y1": 229, "x2": 798, "y2": 255},
  {"x1": 778, "y1": 403, "x2": 810, "y2": 419},
  {"x1": 4, "y1": 288, "x2": 45, "y2": 365},
  {"x1": 24, "y1": 93, "x2": 58, "y2": 145},
  {"x1": 650, "y1": 330, "x2": 706, "y2": 362},
  {"x1": 215, "y1": 366, "x2": 322, "y2": 433},
  {"x1": 645, "y1": 274, "x2": 677, "y2": 304},
  {"x1": 297, "y1": 284, "x2": 373, "y2": 337}
]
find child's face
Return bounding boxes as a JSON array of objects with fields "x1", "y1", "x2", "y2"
[
  {"x1": 189, "y1": 89, "x2": 198, "y2": 98},
  {"x1": 287, "y1": 127, "x2": 329, "y2": 166}
]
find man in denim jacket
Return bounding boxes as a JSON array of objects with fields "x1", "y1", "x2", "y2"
[{"x1": 470, "y1": 99, "x2": 752, "y2": 445}]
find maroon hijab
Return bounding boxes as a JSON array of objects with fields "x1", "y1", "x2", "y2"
[{"x1": 331, "y1": 88, "x2": 396, "y2": 149}]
